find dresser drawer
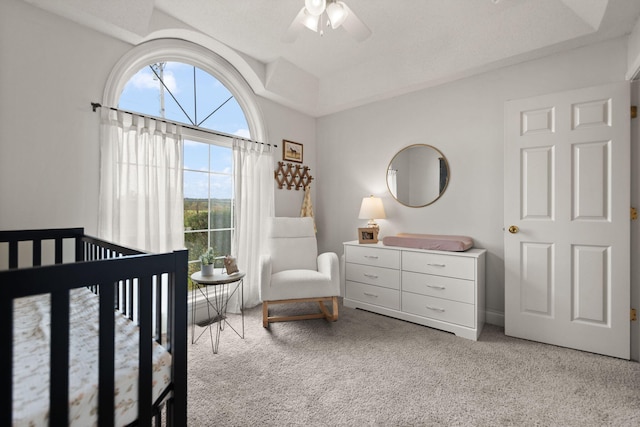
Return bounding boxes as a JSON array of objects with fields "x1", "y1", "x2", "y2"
[
  {"x1": 402, "y1": 293, "x2": 474, "y2": 327},
  {"x1": 402, "y1": 251, "x2": 475, "y2": 280},
  {"x1": 346, "y1": 263, "x2": 400, "y2": 289},
  {"x1": 346, "y1": 245, "x2": 399, "y2": 269},
  {"x1": 402, "y1": 271, "x2": 474, "y2": 304},
  {"x1": 346, "y1": 281, "x2": 400, "y2": 310}
]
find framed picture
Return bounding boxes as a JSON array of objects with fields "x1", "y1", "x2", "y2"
[
  {"x1": 283, "y1": 140, "x2": 303, "y2": 163},
  {"x1": 358, "y1": 227, "x2": 378, "y2": 244}
]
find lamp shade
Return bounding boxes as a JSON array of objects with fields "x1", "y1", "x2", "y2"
[
  {"x1": 326, "y1": 1, "x2": 348, "y2": 29},
  {"x1": 302, "y1": 10, "x2": 321, "y2": 32},
  {"x1": 359, "y1": 196, "x2": 386, "y2": 220},
  {"x1": 305, "y1": 0, "x2": 326, "y2": 16}
]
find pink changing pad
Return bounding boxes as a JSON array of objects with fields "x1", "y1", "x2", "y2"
[{"x1": 382, "y1": 233, "x2": 473, "y2": 252}]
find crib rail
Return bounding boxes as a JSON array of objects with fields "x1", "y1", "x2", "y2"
[
  {"x1": 0, "y1": 227, "x2": 85, "y2": 267},
  {"x1": 0, "y1": 227, "x2": 145, "y2": 267}
]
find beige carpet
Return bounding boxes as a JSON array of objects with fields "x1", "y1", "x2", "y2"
[{"x1": 187, "y1": 301, "x2": 640, "y2": 426}]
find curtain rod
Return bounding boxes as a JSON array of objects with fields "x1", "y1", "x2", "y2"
[{"x1": 90, "y1": 102, "x2": 276, "y2": 148}]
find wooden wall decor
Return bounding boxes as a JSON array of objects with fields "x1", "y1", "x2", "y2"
[{"x1": 274, "y1": 161, "x2": 314, "y2": 190}]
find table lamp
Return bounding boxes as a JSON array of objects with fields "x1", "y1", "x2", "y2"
[{"x1": 359, "y1": 195, "x2": 386, "y2": 232}]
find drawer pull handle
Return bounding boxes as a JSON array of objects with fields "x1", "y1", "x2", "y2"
[
  {"x1": 427, "y1": 263, "x2": 446, "y2": 267},
  {"x1": 426, "y1": 285, "x2": 446, "y2": 290},
  {"x1": 363, "y1": 292, "x2": 379, "y2": 298},
  {"x1": 364, "y1": 255, "x2": 379, "y2": 259},
  {"x1": 425, "y1": 305, "x2": 445, "y2": 312},
  {"x1": 364, "y1": 273, "x2": 379, "y2": 279}
]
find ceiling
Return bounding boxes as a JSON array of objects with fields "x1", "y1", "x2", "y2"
[{"x1": 22, "y1": 0, "x2": 640, "y2": 117}]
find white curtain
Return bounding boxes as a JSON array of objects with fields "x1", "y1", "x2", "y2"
[
  {"x1": 229, "y1": 138, "x2": 274, "y2": 312},
  {"x1": 98, "y1": 109, "x2": 184, "y2": 253}
]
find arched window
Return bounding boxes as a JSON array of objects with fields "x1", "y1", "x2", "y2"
[
  {"x1": 104, "y1": 39, "x2": 266, "y2": 274},
  {"x1": 118, "y1": 62, "x2": 249, "y2": 136}
]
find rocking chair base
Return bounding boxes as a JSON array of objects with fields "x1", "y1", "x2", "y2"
[{"x1": 262, "y1": 296, "x2": 339, "y2": 328}]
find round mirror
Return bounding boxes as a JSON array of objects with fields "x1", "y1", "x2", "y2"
[{"x1": 386, "y1": 144, "x2": 449, "y2": 207}]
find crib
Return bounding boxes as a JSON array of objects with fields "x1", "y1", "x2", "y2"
[{"x1": 0, "y1": 227, "x2": 187, "y2": 426}]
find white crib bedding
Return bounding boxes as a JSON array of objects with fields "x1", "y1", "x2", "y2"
[{"x1": 12, "y1": 287, "x2": 172, "y2": 427}]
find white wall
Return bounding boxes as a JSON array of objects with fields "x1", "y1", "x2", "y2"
[
  {"x1": 631, "y1": 81, "x2": 640, "y2": 362},
  {"x1": 315, "y1": 37, "x2": 631, "y2": 327},
  {"x1": 627, "y1": 16, "x2": 640, "y2": 79},
  {"x1": 258, "y1": 98, "x2": 317, "y2": 218},
  {"x1": 0, "y1": 0, "x2": 130, "y2": 233}
]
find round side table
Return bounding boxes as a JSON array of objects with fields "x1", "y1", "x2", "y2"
[{"x1": 190, "y1": 271, "x2": 245, "y2": 354}]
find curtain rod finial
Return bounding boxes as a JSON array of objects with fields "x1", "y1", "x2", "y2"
[{"x1": 91, "y1": 102, "x2": 102, "y2": 112}]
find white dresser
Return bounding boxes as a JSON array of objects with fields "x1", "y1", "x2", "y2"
[{"x1": 343, "y1": 241, "x2": 486, "y2": 340}]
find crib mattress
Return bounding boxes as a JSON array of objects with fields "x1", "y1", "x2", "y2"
[
  {"x1": 382, "y1": 233, "x2": 473, "y2": 252},
  {"x1": 12, "y1": 287, "x2": 172, "y2": 427}
]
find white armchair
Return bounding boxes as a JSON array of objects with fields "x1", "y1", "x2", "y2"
[{"x1": 260, "y1": 217, "x2": 340, "y2": 327}]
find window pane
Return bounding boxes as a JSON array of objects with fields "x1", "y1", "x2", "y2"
[
  {"x1": 163, "y1": 62, "x2": 195, "y2": 125},
  {"x1": 210, "y1": 197, "x2": 232, "y2": 229},
  {"x1": 119, "y1": 62, "x2": 248, "y2": 135},
  {"x1": 209, "y1": 230, "x2": 232, "y2": 267},
  {"x1": 118, "y1": 67, "x2": 162, "y2": 115},
  {"x1": 184, "y1": 170, "x2": 209, "y2": 201},
  {"x1": 184, "y1": 199, "x2": 208, "y2": 232},
  {"x1": 199, "y1": 99, "x2": 249, "y2": 136},
  {"x1": 210, "y1": 173, "x2": 232, "y2": 200},
  {"x1": 195, "y1": 67, "x2": 234, "y2": 126},
  {"x1": 209, "y1": 144, "x2": 232, "y2": 174},
  {"x1": 185, "y1": 231, "x2": 208, "y2": 263},
  {"x1": 184, "y1": 140, "x2": 209, "y2": 172}
]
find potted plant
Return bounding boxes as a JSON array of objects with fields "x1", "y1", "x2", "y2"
[{"x1": 199, "y1": 247, "x2": 217, "y2": 276}]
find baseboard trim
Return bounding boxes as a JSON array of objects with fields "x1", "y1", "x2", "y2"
[{"x1": 485, "y1": 309, "x2": 504, "y2": 327}]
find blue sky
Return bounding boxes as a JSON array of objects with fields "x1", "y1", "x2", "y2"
[{"x1": 118, "y1": 62, "x2": 248, "y2": 199}]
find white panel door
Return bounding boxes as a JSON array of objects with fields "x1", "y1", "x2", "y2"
[{"x1": 504, "y1": 82, "x2": 630, "y2": 359}]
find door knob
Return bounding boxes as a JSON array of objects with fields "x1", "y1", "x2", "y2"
[{"x1": 508, "y1": 225, "x2": 519, "y2": 234}]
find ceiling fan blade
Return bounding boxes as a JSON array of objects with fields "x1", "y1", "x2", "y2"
[
  {"x1": 340, "y1": 2, "x2": 371, "y2": 41},
  {"x1": 282, "y1": 7, "x2": 306, "y2": 43}
]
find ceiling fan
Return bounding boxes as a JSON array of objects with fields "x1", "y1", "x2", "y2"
[{"x1": 282, "y1": 0, "x2": 372, "y2": 42}]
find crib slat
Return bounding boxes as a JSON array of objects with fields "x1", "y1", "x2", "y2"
[
  {"x1": 169, "y1": 250, "x2": 188, "y2": 426},
  {"x1": 154, "y1": 275, "x2": 163, "y2": 344},
  {"x1": 50, "y1": 289, "x2": 70, "y2": 425},
  {"x1": 54, "y1": 237, "x2": 63, "y2": 264},
  {"x1": 1, "y1": 297, "x2": 13, "y2": 426},
  {"x1": 32, "y1": 239, "x2": 41, "y2": 266},
  {"x1": 75, "y1": 235, "x2": 83, "y2": 262},
  {"x1": 8, "y1": 240, "x2": 17, "y2": 269},
  {"x1": 128, "y1": 278, "x2": 134, "y2": 320},
  {"x1": 98, "y1": 282, "x2": 115, "y2": 427},
  {"x1": 139, "y1": 275, "x2": 153, "y2": 425}
]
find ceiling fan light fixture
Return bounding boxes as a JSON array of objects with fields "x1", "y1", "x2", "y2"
[
  {"x1": 305, "y1": 0, "x2": 327, "y2": 16},
  {"x1": 283, "y1": 0, "x2": 370, "y2": 42},
  {"x1": 326, "y1": 1, "x2": 348, "y2": 29}
]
